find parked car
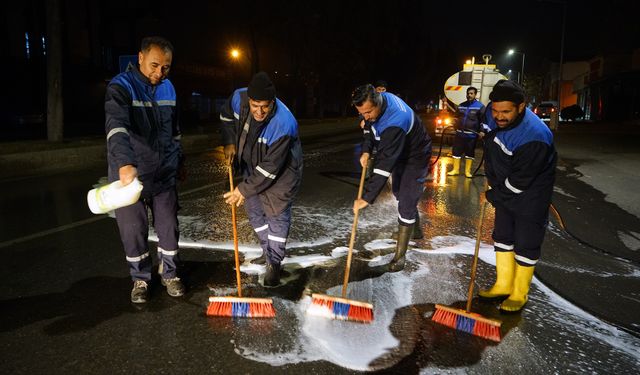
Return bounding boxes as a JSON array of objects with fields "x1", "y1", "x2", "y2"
[
  {"x1": 533, "y1": 101, "x2": 558, "y2": 123},
  {"x1": 560, "y1": 104, "x2": 584, "y2": 121}
]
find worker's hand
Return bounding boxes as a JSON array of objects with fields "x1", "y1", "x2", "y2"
[
  {"x1": 223, "y1": 144, "x2": 236, "y2": 165},
  {"x1": 119, "y1": 165, "x2": 138, "y2": 186},
  {"x1": 478, "y1": 132, "x2": 485, "y2": 140},
  {"x1": 359, "y1": 119, "x2": 365, "y2": 130},
  {"x1": 223, "y1": 187, "x2": 245, "y2": 207},
  {"x1": 353, "y1": 198, "x2": 369, "y2": 213},
  {"x1": 360, "y1": 153, "x2": 370, "y2": 169}
]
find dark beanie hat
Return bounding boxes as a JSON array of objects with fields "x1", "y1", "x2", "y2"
[
  {"x1": 489, "y1": 79, "x2": 525, "y2": 104},
  {"x1": 248, "y1": 71, "x2": 276, "y2": 101}
]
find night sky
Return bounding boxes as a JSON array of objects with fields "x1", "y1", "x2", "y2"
[
  {"x1": 2, "y1": 0, "x2": 639, "y2": 136},
  {"x1": 141, "y1": 0, "x2": 638, "y2": 98}
]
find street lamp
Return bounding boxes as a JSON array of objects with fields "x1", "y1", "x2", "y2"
[{"x1": 508, "y1": 49, "x2": 526, "y2": 85}]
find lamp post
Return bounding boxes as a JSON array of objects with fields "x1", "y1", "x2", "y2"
[
  {"x1": 229, "y1": 47, "x2": 254, "y2": 85},
  {"x1": 508, "y1": 49, "x2": 525, "y2": 85}
]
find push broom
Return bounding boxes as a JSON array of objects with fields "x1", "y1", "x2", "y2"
[
  {"x1": 431, "y1": 201, "x2": 502, "y2": 341},
  {"x1": 307, "y1": 162, "x2": 374, "y2": 323},
  {"x1": 206, "y1": 165, "x2": 276, "y2": 318}
]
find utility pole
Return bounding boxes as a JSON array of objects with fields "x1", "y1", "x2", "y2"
[
  {"x1": 539, "y1": 0, "x2": 568, "y2": 111},
  {"x1": 46, "y1": 0, "x2": 64, "y2": 142},
  {"x1": 558, "y1": 1, "x2": 567, "y2": 111}
]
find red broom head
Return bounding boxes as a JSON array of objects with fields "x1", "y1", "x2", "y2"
[
  {"x1": 432, "y1": 304, "x2": 501, "y2": 342},
  {"x1": 207, "y1": 297, "x2": 275, "y2": 318}
]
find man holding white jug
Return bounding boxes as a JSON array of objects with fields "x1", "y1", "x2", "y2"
[{"x1": 104, "y1": 36, "x2": 185, "y2": 304}]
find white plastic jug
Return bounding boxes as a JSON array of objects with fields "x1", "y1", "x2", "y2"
[{"x1": 87, "y1": 178, "x2": 143, "y2": 214}]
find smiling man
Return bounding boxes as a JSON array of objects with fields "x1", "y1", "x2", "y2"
[
  {"x1": 105, "y1": 36, "x2": 185, "y2": 303},
  {"x1": 480, "y1": 80, "x2": 557, "y2": 313},
  {"x1": 219, "y1": 72, "x2": 303, "y2": 287}
]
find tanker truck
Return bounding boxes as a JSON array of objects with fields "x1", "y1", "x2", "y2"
[{"x1": 434, "y1": 54, "x2": 508, "y2": 143}]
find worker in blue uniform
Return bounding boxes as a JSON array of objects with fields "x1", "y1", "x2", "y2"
[
  {"x1": 352, "y1": 84, "x2": 432, "y2": 271},
  {"x1": 105, "y1": 36, "x2": 185, "y2": 303},
  {"x1": 220, "y1": 72, "x2": 303, "y2": 287},
  {"x1": 448, "y1": 86, "x2": 485, "y2": 178},
  {"x1": 479, "y1": 80, "x2": 557, "y2": 313}
]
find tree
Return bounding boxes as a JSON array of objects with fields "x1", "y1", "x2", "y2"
[{"x1": 46, "y1": 0, "x2": 64, "y2": 141}]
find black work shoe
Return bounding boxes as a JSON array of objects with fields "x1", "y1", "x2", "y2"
[
  {"x1": 264, "y1": 263, "x2": 281, "y2": 287},
  {"x1": 250, "y1": 251, "x2": 267, "y2": 265},
  {"x1": 131, "y1": 280, "x2": 149, "y2": 304},
  {"x1": 161, "y1": 277, "x2": 185, "y2": 297}
]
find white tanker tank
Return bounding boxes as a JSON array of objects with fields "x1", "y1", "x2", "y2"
[{"x1": 443, "y1": 54, "x2": 509, "y2": 106}]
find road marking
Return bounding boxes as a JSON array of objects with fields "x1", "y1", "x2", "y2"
[{"x1": 0, "y1": 181, "x2": 225, "y2": 249}]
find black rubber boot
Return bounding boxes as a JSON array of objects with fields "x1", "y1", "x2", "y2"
[
  {"x1": 412, "y1": 215, "x2": 424, "y2": 240},
  {"x1": 250, "y1": 251, "x2": 267, "y2": 265},
  {"x1": 264, "y1": 262, "x2": 281, "y2": 287},
  {"x1": 392, "y1": 215, "x2": 423, "y2": 240},
  {"x1": 389, "y1": 224, "x2": 413, "y2": 272}
]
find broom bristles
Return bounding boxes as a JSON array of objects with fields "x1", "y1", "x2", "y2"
[
  {"x1": 207, "y1": 296, "x2": 275, "y2": 318},
  {"x1": 307, "y1": 293, "x2": 373, "y2": 323},
  {"x1": 432, "y1": 304, "x2": 501, "y2": 342}
]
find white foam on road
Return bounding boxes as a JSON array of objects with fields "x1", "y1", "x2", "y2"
[{"x1": 230, "y1": 235, "x2": 640, "y2": 371}]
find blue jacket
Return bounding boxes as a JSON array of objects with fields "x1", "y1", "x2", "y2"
[
  {"x1": 105, "y1": 67, "x2": 182, "y2": 197},
  {"x1": 455, "y1": 99, "x2": 485, "y2": 138},
  {"x1": 220, "y1": 88, "x2": 303, "y2": 216},
  {"x1": 484, "y1": 108, "x2": 556, "y2": 214},
  {"x1": 361, "y1": 92, "x2": 432, "y2": 203}
]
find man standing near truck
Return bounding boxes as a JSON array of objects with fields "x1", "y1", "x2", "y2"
[{"x1": 448, "y1": 86, "x2": 485, "y2": 178}]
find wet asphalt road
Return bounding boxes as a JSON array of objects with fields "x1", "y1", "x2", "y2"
[{"x1": 1, "y1": 120, "x2": 639, "y2": 374}]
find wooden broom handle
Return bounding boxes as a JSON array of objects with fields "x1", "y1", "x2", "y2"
[
  {"x1": 342, "y1": 160, "x2": 368, "y2": 298},
  {"x1": 466, "y1": 200, "x2": 488, "y2": 312},
  {"x1": 228, "y1": 165, "x2": 243, "y2": 298}
]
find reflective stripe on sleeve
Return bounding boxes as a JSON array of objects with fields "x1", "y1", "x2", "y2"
[
  {"x1": 256, "y1": 166, "x2": 276, "y2": 179},
  {"x1": 132, "y1": 100, "x2": 153, "y2": 107},
  {"x1": 107, "y1": 127, "x2": 129, "y2": 141},
  {"x1": 373, "y1": 168, "x2": 391, "y2": 177},
  {"x1": 505, "y1": 178, "x2": 523, "y2": 194}
]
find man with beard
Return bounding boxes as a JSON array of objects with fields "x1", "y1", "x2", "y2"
[{"x1": 479, "y1": 80, "x2": 557, "y2": 313}]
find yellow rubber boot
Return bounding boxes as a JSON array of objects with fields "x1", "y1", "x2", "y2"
[
  {"x1": 464, "y1": 158, "x2": 473, "y2": 178},
  {"x1": 447, "y1": 158, "x2": 461, "y2": 176},
  {"x1": 478, "y1": 251, "x2": 515, "y2": 300},
  {"x1": 500, "y1": 263, "x2": 535, "y2": 313}
]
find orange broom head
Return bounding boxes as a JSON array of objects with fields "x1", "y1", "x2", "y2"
[
  {"x1": 207, "y1": 296, "x2": 276, "y2": 318},
  {"x1": 307, "y1": 293, "x2": 374, "y2": 323},
  {"x1": 431, "y1": 304, "x2": 501, "y2": 342}
]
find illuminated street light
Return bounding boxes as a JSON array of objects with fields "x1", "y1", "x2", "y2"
[
  {"x1": 230, "y1": 48, "x2": 240, "y2": 60},
  {"x1": 508, "y1": 49, "x2": 525, "y2": 85}
]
